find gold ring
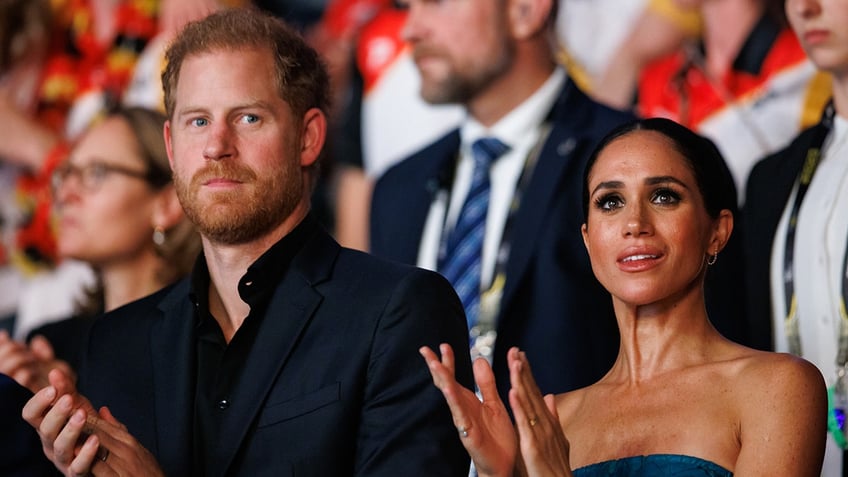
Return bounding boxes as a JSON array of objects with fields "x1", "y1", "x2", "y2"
[
  {"x1": 529, "y1": 416, "x2": 538, "y2": 427},
  {"x1": 457, "y1": 425, "x2": 471, "y2": 437}
]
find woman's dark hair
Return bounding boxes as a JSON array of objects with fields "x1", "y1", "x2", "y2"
[{"x1": 581, "y1": 117, "x2": 737, "y2": 222}]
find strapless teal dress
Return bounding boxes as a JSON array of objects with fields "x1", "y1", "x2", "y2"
[{"x1": 572, "y1": 454, "x2": 732, "y2": 476}]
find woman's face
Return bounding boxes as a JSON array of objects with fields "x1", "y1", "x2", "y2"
[
  {"x1": 54, "y1": 116, "x2": 160, "y2": 267},
  {"x1": 786, "y1": 0, "x2": 848, "y2": 76},
  {"x1": 581, "y1": 130, "x2": 728, "y2": 307}
]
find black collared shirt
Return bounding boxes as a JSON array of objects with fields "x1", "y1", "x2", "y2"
[{"x1": 190, "y1": 214, "x2": 316, "y2": 475}]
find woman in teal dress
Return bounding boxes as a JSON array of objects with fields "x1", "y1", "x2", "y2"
[{"x1": 421, "y1": 117, "x2": 827, "y2": 476}]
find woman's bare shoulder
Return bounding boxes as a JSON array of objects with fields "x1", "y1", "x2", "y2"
[
  {"x1": 731, "y1": 348, "x2": 824, "y2": 392},
  {"x1": 726, "y1": 350, "x2": 827, "y2": 475},
  {"x1": 727, "y1": 348, "x2": 826, "y2": 436}
]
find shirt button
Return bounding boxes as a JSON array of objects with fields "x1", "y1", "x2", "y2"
[{"x1": 218, "y1": 399, "x2": 230, "y2": 410}]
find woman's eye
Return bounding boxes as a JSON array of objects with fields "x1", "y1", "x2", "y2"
[
  {"x1": 89, "y1": 164, "x2": 108, "y2": 181},
  {"x1": 594, "y1": 194, "x2": 622, "y2": 211},
  {"x1": 652, "y1": 188, "x2": 680, "y2": 205}
]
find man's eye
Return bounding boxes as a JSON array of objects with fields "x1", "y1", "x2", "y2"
[
  {"x1": 241, "y1": 114, "x2": 259, "y2": 124},
  {"x1": 191, "y1": 118, "x2": 208, "y2": 127}
]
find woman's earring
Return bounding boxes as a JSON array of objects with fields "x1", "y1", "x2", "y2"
[
  {"x1": 153, "y1": 226, "x2": 166, "y2": 246},
  {"x1": 707, "y1": 249, "x2": 718, "y2": 266}
]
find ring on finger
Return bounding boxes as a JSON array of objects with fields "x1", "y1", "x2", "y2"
[
  {"x1": 457, "y1": 424, "x2": 471, "y2": 438},
  {"x1": 529, "y1": 416, "x2": 538, "y2": 427}
]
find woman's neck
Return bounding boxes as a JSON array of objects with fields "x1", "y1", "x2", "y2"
[
  {"x1": 832, "y1": 73, "x2": 848, "y2": 121},
  {"x1": 609, "y1": 286, "x2": 725, "y2": 384},
  {"x1": 100, "y1": 253, "x2": 165, "y2": 312}
]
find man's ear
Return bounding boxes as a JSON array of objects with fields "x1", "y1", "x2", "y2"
[
  {"x1": 508, "y1": 0, "x2": 552, "y2": 40},
  {"x1": 300, "y1": 108, "x2": 327, "y2": 168},
  {"x1": 164, "y1": 120, "x2": 175, "y2": 170}
]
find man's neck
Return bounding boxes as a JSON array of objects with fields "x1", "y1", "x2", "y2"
[
  {"x1": 202, "y1": 203, "x2": 310, "y2": 342},
  {"x1": 467, "y1": 53, "x2": 557, "y2": 127},
  {"x1": 101, "y1": 252, "x2": 165, "y2": 312}
]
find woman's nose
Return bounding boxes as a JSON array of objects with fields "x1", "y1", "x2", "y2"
[
  {"x1": 622, "y1": 204, "x2": 653, "y2": 237},
  {"x1": 788, "y1": 0, "x2": 821, "y2": 19}
]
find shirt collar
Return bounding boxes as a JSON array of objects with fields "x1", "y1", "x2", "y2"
[
  {"x1": 460, "y1": 67, "x2": 565, "y2": 150},
  {"x1": 189, "y1": 213, "x2": 317, "y2": 327}
]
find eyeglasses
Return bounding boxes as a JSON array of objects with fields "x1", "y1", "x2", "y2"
[{"x1": 51, "y1": 160, "x2": 156, "y2": 195}]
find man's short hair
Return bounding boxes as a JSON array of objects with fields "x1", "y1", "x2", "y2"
[{"x1": 162, "y1": 8, "x2": 330, "y2": 121}]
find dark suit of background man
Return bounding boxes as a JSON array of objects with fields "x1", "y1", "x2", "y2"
[
  {"x1": 370, "y1": 0, "x2": 634, "y2": 402},
  {"x1": 21, "y1": 8, "x2": 473, "y2": 477}
]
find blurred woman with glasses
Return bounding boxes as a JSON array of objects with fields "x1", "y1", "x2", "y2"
[{"x1": 0, "y1": 107, "x2": 201, "y2": 392}]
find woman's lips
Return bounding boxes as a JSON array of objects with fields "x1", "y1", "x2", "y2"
[{"x1": 617, "y1": 249, "x2": 663, "y2": 272}]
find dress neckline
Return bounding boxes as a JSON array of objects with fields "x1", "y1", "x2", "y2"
[{"x1": 573, "y1": 453, "x2": 732, "y2": 474}]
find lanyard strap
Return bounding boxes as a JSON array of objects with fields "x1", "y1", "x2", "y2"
[
  {"x1": 476, "y1": 125, "x2": 551, "y2": 328},
  {"x1": 782, "y1": 102, "x2": 848, "y2": 363}
]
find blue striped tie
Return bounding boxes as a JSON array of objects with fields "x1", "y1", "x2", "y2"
[{"x1": 440, "y1": 137, "x2": 510, "y2": 330}]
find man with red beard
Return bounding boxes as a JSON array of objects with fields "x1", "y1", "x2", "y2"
[{"x1": 20, "y1": 8, "x2": 472, "y2": 477}]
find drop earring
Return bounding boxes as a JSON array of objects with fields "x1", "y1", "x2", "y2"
[
  {"x1": 153, "y1": 226, "x2": 166, "y2": 246},
  {"x1": 707, "y1": 249, "x2": 718, "y2": 266}
]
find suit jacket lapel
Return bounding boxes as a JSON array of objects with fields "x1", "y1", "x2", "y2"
[
  {"x1": 211, "y1": 229, "x2": 337, "y2": 476},
  {"x1": 391, "y1": 131, "x2": 461, "y2": 264},
  {"x1": 150, "y1": 280, "x2": 197, "y2": 476},
  {"x1": 499, "y1": 81, "x2": 593, "y2": 311},
  {"x1": 765, "y1": 124, "x2": 826, "y2": 231}
]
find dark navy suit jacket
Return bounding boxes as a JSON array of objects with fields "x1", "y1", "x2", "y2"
[
  {"x1": 79, "y1": 224, "x2": 473, "y2": 476},
  {"x1": 371, "y1": 79, "x2": 631, "y2": 400}
]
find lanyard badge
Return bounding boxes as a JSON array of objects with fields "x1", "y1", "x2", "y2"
[{"x1": 829, "y1": 366, "x2": 848, "y2": 449}]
